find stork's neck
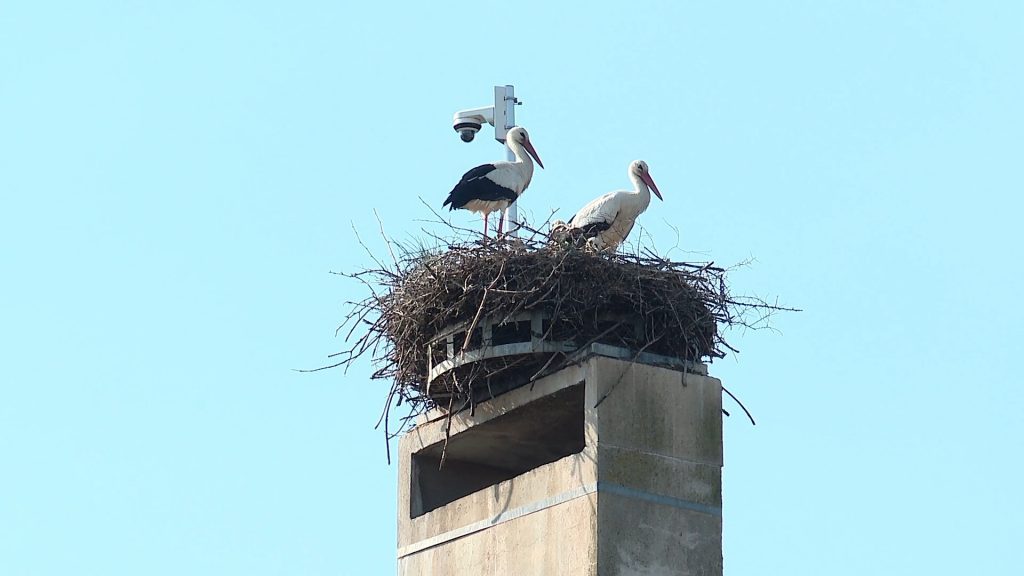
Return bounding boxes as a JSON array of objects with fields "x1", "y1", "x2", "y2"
[
  {"x1": 507, "y1": 139, "x2": 533, "y2": 167},
  {"x1": 629, "y1": 171, "x2": 652, "y2": 206},
  {"x1": 505, "y1": 138, "x2": 535, "y2": 181}
]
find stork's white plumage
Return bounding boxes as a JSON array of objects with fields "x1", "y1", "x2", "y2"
[
  {"x1": 555, "y1": 160, "x2": 663, "y2": 252},
  {"x1": 443, "y1": 126, "x2": 544, "y2": 237}
]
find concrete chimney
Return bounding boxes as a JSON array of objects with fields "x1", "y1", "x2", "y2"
[{"x1": 397, "y1": 350, "x2": 723, "y2": 575}]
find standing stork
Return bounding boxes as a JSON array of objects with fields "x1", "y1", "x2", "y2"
[
  {"x1": 553, "y1": 160, "x2": 663, "y2": 252},
  {"x1": 443, "y1": 126, "x2": 544, "y2": 237}
]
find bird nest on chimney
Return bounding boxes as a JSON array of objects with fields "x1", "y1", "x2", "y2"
[{"x1": 323, "y1": 225, "x2": 790, "y2": 443}]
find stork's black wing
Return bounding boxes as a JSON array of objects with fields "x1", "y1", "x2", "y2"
[
  {"x1": 566, "y1": 212, "x2": 613, "y2": 238},
  {"x1": 443, "y1": 163, "x2": 517, "y2": 210},
  {"x1": 458, "y1": 164, "x2": 497, "y2": 184}
]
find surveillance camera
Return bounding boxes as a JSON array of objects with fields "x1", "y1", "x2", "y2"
[
  {"x1": 452, "y1": 106, "x2": 495, "y2": 143},
  {"x1": 454, "y1": 121, "x2": 481, "y2": 142}
]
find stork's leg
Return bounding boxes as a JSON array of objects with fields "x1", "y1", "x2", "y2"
[
  {"x1": 483, "y1": 213, "x2": 489, "y2": 238},
  {"x1": 497, "y1": 209, "x2": 506, "y2": 237}
]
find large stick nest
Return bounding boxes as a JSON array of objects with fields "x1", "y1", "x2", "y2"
[{"x1": 327, "y1": 224, "x2": 790, "y2": 438}]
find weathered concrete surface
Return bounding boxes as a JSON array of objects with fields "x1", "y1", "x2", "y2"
[
  {"x1": 598, "y1": 493, "x2": 721, "y2": 576},
  {"x1": 397, "y1": 354, "x2": 722, "y2": 576},
  {"x1": 399, "y1": 488, "x2": 598, "y2": 575},
  {"x1": 589, "y1": 357, "x2": 723, "y2": 576}
]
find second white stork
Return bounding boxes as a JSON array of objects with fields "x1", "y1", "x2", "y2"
[
  {"x1": 554, "y1": 160, "x2": 663, "y2": 252},
  {"x1": 443, "y1": 126, "x2": 544, "y2": 237}
]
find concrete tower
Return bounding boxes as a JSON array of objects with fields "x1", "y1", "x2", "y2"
[{"x1": 397, "y1": 350, "x2": 723, "y2": 575}]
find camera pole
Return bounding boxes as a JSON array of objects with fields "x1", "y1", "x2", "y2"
[{"x1": 497, "y1": 85, "x2": 519, "y2": 236}]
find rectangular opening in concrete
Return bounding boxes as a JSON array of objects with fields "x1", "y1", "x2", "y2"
[
  {"x1": 410, "y1": 382, "x2": 585, "y2": 518},
  {"x1": 490, "y1": 319, "x2": 532, "y2": 346}
]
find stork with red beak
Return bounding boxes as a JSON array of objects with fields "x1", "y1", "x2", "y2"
[
  {"x1": 553, "y1": 160, "x2": 663, "y2": 252},
  {"x1": 443, "y1": 126, "x2": 544, "y2": 237}
]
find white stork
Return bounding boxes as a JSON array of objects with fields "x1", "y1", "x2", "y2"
[
  {"x1": 554, "y1": 160, "x2": 663, "y2": 251},
  {"x1": 443, "y1": 126, "x2": 544, "y2": 237}
]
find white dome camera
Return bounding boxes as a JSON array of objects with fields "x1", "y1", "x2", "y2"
[
  {"x1": 454, "y1": 120, "x2": 482, "y2": 142},
  {"x1": 452, "y1": 106, "x2": 495, "y2": 143}
]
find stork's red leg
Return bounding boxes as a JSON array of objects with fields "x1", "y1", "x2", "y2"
[
  {"x1": 497, "y1": 210, "x2": 505, "y2": 236},
  {"x1": 483, "y1": 213, "x2": 489, "y2": 238}
]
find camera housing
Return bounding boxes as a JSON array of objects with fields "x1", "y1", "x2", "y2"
[{"x1": 452, "y1": 106, "x2": 495, "y2": 143}]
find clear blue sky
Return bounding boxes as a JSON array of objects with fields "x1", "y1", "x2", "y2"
[{"x1": 2, "y1": 1, "x2": 1021, "y2": 574}]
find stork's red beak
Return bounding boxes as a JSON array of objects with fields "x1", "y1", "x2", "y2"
[
  {"x1": 642, "y1": 172, "x2": 663, "y2": 200},
  {"x1": 524, "y1": 140, "x2": 545, "y2": 169}
]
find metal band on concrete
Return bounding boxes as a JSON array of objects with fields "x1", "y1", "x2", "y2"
[
  {"x1": 598, "y1": 482, "x2": 722, "y2": 517},
  {"x1": 397, "y1": 482, "x2": 720, "y2": 558}
]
